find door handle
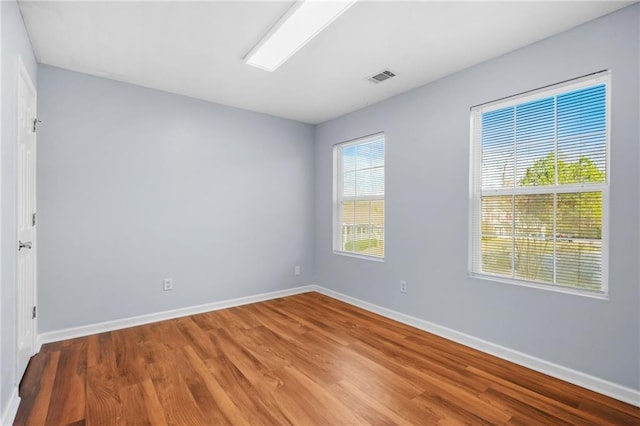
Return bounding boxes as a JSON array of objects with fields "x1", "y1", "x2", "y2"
[{"x1": 18, "y1": 240, "x2": 32, "y2": 250}]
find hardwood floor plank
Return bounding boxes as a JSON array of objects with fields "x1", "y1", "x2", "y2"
[
  {"x1": 148, "y1": 359, "x2": 209, "y2": 425},
  {"x1": 212, "y1": 307, "x2": 258, "y2": 331},
  {"x1": 204, "y1": 355, "x2": 292, "y2": 425},
  {"x1": 43, "y1": 343, "x2": 86, "y2": 426},
  {"x1": 257, "y1": 328, "x2": 347, "y2": 388},
  {"x1": 411, "y1": 391, "x2": 498, "y2": 425},
  {"x1": 348, "y1": 337, "x2": 489, "y2": 398},
  {"x1": 111, "y1": 328, "x2": 148, "y2": 387},
  {"x1": 320, "y1": 338, "x2": 425, "y2": 399},
  {"x1": 480, "y1": 387, "x2": 581, "y2": 426},
  {"x1": 417, "y1": 377, "x2": 513, "y2": 424},
  {"x1": 272, "y1": 364, "x2": 369, "y2": 424},
  {"x1": 138, "y1": 379, "x2": 168, "y2": 426},
  {"x1": 118, "y1": 382, "x2": 153, "y2": 425},
  {"x1": 213, "y1": 327, "x2": 284, "y2": 392},
  {"x1": 174, "y1": 316, "x2": 223, "y2": 360},
  {"x1": 332, "y1": 378, "x2": 440, "y2": 425},
  {"x1": 86, "y1": 361, "x2": 123, "y2": 426},
  {"x1": 15, "y1": 351, "x2": 60, "y2": 426},
  {"x1": 85, "y1": 331, "x2": 124, "y2": 426},
  {"x1": 577, "y1": 397, "x2": 640, "y2": 425},
  {"x1": 14, "y1": 356, "x2": 47, "y2": 425},
  {"x1": 182, "y1": 344, "x2": 250, "y2": 424},
  {"x1": 467, "y1": 365, "x2": 616, "y2": 425},
  {"x1": 273, "y1": 300, "x2": 358, "y2": 346},
  {"x1": 16, "y1": 292, "x2": 640, "y2": 425},
  {"x1": 252, "y1": 301, "x2": 309, "y2": 336},
  {"x1": 231, "y1": 326, "x2": 293, "y2": 372}
]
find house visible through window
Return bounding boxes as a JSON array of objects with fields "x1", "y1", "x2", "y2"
[
  {"x1": 334, "y1": 133, "x2": 385, "y2": 259},
  {"x1": 470, "y1": 72, "x2": 609, "y2": 296}
]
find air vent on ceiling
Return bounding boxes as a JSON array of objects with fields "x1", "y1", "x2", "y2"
[{"x1": 368, "y1": 69, "x2": 396, "y2": 84}]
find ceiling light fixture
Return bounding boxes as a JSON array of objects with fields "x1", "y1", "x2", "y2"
[{"x1": 244, "y1": 0, "x2": 358, "y2": 72}]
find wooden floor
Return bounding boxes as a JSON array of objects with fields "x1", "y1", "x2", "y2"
[{"x1": 15, "y1": 292, "x2": 640, "y2": 425}]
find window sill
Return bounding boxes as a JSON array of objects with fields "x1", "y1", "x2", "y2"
[
  {"x1": 333, "y1": 250, "x2": 384, "y2": 263},
  {"x1": 469, "y1": 272, "x2": 608, "y2": 300}
]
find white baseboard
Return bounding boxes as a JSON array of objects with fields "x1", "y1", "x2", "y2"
[
  {"x1": 1, "y1": 387, "x2": 21, "y2": 426},
  {"x1": 313, "y1": 286, "x2": 640, "y2": 408},
  {"x1": 38, "y1": 285, "x2": 315, "y2": 346},
  {"x1": 35, "y1": 283, "x2": 639, "y2": 408}
]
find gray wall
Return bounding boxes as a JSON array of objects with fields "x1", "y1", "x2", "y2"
[
  {"x1": 314, "y1": 5, "x2": 639, "y2": 390},
  {"x1": 1, "y1": 0, "x2": 37, "y2": 417},
  {"x1": 37, "y1": 65, "x2": 315, "y2": 332}
]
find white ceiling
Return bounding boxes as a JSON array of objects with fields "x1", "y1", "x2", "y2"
[{"x1": 19, "y1": 1, "x2": 632, "y2": 124}]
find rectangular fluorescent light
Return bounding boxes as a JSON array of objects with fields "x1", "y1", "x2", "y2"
[{"x1": 244, "y1": 0, "x2": 357, "y2": 72}]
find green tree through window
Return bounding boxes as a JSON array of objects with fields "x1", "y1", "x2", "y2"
[
  {"x1": 520, "y1": 152, "x2": 605, "y2": 186},
  {"x1": 519, "y1": 152, "x2": 604, "y2": 239}
]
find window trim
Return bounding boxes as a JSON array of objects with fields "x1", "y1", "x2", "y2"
[
  {"x1": 333, "y1": 132, "x2": 385, "y2": 261},
  {"x1": 469, "y1": 71, "x2": 610, "y2": 298}
]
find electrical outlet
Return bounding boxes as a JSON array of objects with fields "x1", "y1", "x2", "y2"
[
  {"x1": 163, "y1": 278, "x2": 173, "y2": 291},
  {"x1": 294, "y1": 265, "x2": 301, "y2": 276},
  {"x1": 400, "y1": 280, "x2": 408, "y2": 294}
]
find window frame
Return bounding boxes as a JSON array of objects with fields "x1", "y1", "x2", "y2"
[
  {"x1": 333, "y1": 132, "x2": 385, "y2": 261},
  {"x1": 469, "y1": 72, "x2": 610, "y2": 298}
]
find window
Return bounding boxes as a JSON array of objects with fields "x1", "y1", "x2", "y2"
[
  {"x1": 334, "y1": 133, "x2": 385, "y2": 259},
  {"x1": 470, "y1": 72, "x2": 609, "y2": 296}
]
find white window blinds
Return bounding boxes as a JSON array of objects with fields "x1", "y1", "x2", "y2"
[
  {"x1": 334, "y1": 133, "x2": 385, "y2": 259},
  {"x1": 470, "y1": 72, "x2": 609, "y2": 296}
]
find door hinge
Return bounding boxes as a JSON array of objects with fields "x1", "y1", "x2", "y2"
[
  {"x1": 33, "y1": 118, "x2": 41, "y2": 133},
  {"x1": 32, "y1": 306, "x2": 36, "y2": 319},
  {"x1": 32, "y1": 212, "x2": 36, "y2": 227}
]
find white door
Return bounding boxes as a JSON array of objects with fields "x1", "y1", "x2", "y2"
[{"x1": 16, "y1": 57, "x2": 37, "y2": 381}]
